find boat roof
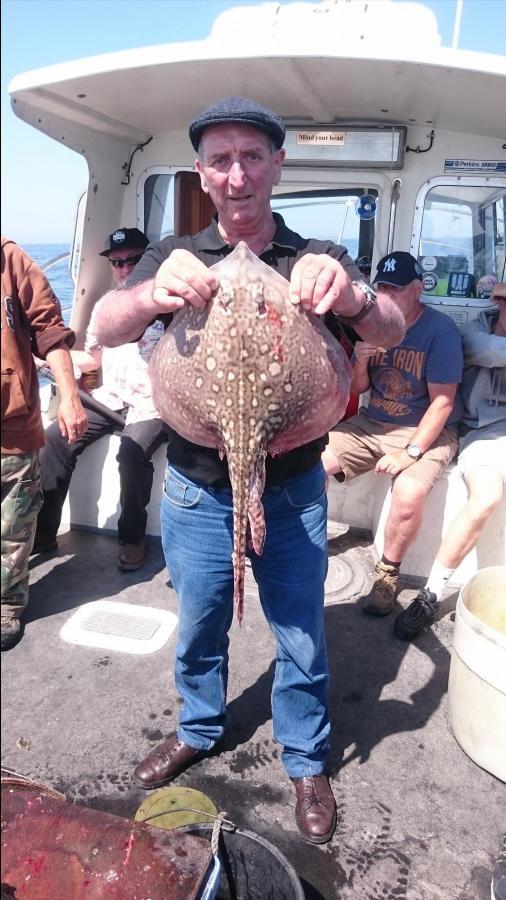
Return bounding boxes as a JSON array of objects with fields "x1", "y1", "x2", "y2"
[{"x1": 9, "y1": 1, "x2": 506, "y2": 148}]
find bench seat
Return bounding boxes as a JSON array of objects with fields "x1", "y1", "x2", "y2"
[{"x1": 56, "y1": 429, "x2": 505, "y2": 589}]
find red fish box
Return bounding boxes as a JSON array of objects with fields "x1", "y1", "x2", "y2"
[{"x1": 1, "y1": 778, "x2": 213, "y2": 899}]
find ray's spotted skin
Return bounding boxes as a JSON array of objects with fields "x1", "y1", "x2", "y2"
[{"x1": 149, "y1": 242, "x2": 352, "y2": 621}]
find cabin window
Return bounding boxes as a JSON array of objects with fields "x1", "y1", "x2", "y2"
[
  {"x1": 416, "y1": 183, "x2": 505, "y2": 302},
  {"x1": 271, "y1": 188, "x2": 377, "y2": 262},
  {"x1": 144, "y1": 174, "x2": 175, "y2": 241}
]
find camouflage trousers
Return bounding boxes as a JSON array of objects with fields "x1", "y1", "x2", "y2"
[{"x1": 1, "y1": 452, "x2": 42, "y2": 617}]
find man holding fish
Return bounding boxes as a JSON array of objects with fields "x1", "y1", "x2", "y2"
[{"x1": 93, "y1": 97, "x2": 403, "y2": 843}]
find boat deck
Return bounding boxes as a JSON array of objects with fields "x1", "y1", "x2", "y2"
[{"x1": 2, "y1": 527, "x2": 504, "y2": 900}]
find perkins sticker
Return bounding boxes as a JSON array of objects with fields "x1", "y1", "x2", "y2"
[{"x1": 444, "y1": 159, "x2": 506, "y2": 174}]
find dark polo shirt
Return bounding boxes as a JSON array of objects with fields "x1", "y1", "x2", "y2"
[{"x1": 130, "y1": 213, "x2": 360, "y2": 487}]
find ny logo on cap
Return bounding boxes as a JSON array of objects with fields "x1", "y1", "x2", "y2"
[
  {"x1": 383, "y1": 258, "x2": 397, "y2": 272},
  {"x1": 112, "y1": 230, "x2": 126, "y2": 244}
]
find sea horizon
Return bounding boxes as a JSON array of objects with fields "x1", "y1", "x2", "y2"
[{"x1": 23, "y1": 242, "x2": 74, "y2": 323}]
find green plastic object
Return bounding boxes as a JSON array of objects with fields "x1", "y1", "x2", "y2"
[{"x1": 135, "y1": 786, "x2": 219, "y2": 831}]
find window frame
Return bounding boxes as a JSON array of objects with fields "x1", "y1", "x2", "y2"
[
  {"x1": 410, "y1": 175, "x2": 506, "y2": 306},
  {"x1": 271, "y1": 186, "x2": 378, "y2": 259}
]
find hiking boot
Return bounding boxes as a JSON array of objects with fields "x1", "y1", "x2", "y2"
[
  {"x1": 361, "y1": 561, "x2": 399, "y2": 616},
  {"x1": 1, "y1": 616, "x2": 22, "y2": 651},
  {"x1": 118, "y1": 541, "x2": 146, "y2": 572},
  {"x1": 394, "y1": 588, "x2": 438, "y2": 640}
]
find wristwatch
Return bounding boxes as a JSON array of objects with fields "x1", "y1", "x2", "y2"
[
  {"x1": 338, "y1": 280, "x2": 377, "y2": 324},
  {"x1": 405, "y1": 443, "x2": 424, "y2": 460}
]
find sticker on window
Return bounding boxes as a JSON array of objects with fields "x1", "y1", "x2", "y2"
[{"x1": 422, "y1": 273, "x2": 438, "y2": 292}]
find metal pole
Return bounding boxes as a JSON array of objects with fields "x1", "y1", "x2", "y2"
[
  {"x1": 451, "y1": 0, "x2": 463, "y2": 48},
  {"x1": 337, "y1": 199, "x2": 353, "y2": 244},
  {"x1": 387, "y1": 179, "x2": 402, "y2": 254},
  {"x1": 41, "y1": 252, "x2": 70, "y2": 272}
]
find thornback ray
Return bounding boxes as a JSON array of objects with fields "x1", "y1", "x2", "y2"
[{"x1": 149, "y1": 242, "x2": 352, "y2": 623}]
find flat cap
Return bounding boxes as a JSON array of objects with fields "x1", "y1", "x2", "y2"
[{"x1": 189, "y1": 97, "x2": 286, "y2": 152}]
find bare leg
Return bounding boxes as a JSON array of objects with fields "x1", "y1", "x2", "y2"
[
  {"x1": 435, "y1": 467, "x2": 503, "y2": 569},
  {"x1": 383, "y1": 473, "x2": 431, "y2": 562},
  {"x1": 394, "y1": 466, "x2": 505, "y2": 639}
]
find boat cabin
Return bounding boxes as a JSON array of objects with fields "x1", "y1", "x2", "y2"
[{"x1": 9, "y1": 0, "x2": 506, "y2": 585}]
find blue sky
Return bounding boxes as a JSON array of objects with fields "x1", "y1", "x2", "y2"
[{"x1": 2, "y1": 0, "x2": 505, "y2": 244}]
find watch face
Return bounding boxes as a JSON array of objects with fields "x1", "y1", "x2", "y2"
[
  {"x1": 352, "y1": 280, "x2": 377, "y2": 301},
  {"x1": 358, "y1": 280, "x2": 374, "y2": 294},
  {"x1": 407, "y1": 444, "x2": 421, "y2": 459}
]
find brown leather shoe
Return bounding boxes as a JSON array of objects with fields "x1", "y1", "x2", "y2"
[
  {"x1": 118, "y1": 541, "x2": 146, "y2": 571},
  {"x1": 133, "y1": 735, "x2": 205, "y2": 789},
  {"x1": 292, "y1": 775, "x2": 337, "y2": 844}
]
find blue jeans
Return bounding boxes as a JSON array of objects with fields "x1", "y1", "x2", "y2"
[{"x1": 160, "y1": 463, "x2": 330, "y2": 778}]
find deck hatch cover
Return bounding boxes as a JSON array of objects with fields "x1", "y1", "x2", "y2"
[
  {"x1": 83, "y1": 609, "x2": 160, "y2": 640},
  {"x1": 60, "y1": 600, "x2": 177, "y2": 654}
]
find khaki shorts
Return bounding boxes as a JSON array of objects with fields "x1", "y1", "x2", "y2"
[{"x1": 327, "y1": 410, "x2": 459, "y2": 490}]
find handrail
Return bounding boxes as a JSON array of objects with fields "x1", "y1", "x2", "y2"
[
  {"x1": 387, "y1": 178, "x2": 402, "y2": 253},
  {"x1": 37, "y1": 363, "x2": 126, "y2": 430},
  {"x1": 41, "y1": 252, "x2": 70, "y2": 272},
  {"x1": 40, "y1": 252, "x2": 73, "y2": 317}
]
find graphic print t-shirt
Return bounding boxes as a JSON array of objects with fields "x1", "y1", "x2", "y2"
[
  {"x1": 365, "y1": 306, "x2": 464, "y2": 426},
  {"x1": 85, "y1": 319, "x2": 165, "y2": 424}
]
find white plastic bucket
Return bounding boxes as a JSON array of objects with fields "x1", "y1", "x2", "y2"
[{"x1": 448, "y1": 566, "x2": 506, "y2": 782}]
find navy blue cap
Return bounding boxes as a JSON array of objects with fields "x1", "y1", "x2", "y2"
[
  {"x1": 373, "y1": 251, "x2": 423, "y2": 286},
  {"x1": 189, "y1": 97, "x2": 286, "y2": 152},
  {"x1": 99, "y1": 227, "x2": 148, "y2": 257}
]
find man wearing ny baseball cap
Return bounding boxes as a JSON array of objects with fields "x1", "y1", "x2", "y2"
[{"x1": 323, "y1": 249, "x2": 464, "y2": 628}]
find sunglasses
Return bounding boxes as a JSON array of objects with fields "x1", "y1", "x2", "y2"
[{"x1": 109, "y1": 254, "x2": 143, "y2": 269}]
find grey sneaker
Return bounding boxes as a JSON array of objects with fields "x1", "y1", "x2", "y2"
[
  {"x1": 394, "y1": 588, "x2": 438, "y2": 640},
  {"x1": 492, "y1": 833, "x2": 506, "y2": 900},
  {"x1": 361, "y1": 561, "x2": 399, "y2": 616}
]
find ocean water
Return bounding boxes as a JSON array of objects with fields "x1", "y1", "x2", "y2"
[
  {"x1": 24, "y1": 243, "x2": 74, "y2": 326},
  {"x1": 22, "y1": 244, "x2": 75, "y2": 388}
]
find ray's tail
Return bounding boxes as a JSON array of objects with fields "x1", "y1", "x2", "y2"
[{"x1": 227, "y1": 445, "x2": 267, "y2": 626}]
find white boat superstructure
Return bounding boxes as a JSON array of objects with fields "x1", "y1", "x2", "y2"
[
  {"x1": 9, "y1": 0, "x2": 506, "y2": 583},
  {"x1": 4, "y1": 6, "x2": 506, "y2": 897}
]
